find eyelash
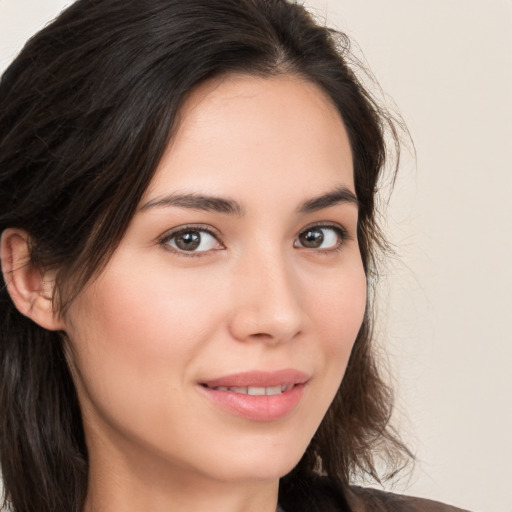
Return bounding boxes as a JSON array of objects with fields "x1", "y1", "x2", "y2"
[
  {"x1": 158, "y1": 223, "x2": 349, "y2": 257},
  {"x1": 295, "y1": 223, "x2": 349, "y2": 254},
  {"x1": 159, "y1": 224, "x2": 223, "y2": 258}
]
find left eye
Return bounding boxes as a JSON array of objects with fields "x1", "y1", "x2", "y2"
[
  {"x1": 164, "y1": 229, "x2": 220, "y2": 253},
  {"x1": 294, "y1": 226, "x2": 342, "y2": 250}
]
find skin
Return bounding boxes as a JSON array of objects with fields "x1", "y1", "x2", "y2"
[{"x1": 1, "y1": 74, "x2": 367, "y2": 512}]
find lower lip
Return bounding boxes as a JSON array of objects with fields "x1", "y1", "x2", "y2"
[{"x1": 199, "y1": 384, "x2": 306, "y2": 421}]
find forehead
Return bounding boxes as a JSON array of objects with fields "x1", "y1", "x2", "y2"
[{"x1": 143, "y1": 74, "x2": 354, "y2": 205}]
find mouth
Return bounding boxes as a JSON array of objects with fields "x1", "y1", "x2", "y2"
[
  {"x1": 198, "y1": 369, "x2": 309, "y2": 421},
  {"x1": 200, "y1": 368, "x2": 309, "y2": 389},
  {"x1": 201, "y1": 383, "x2": 295, "y2": 395}
]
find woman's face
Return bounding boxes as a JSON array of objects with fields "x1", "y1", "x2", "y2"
[{"x1": 64, "y1": 75, "x2": 366, "y2": 487}]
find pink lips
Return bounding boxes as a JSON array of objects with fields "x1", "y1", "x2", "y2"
[{"x1": 198, "y1": 369, "x2": 309, "y2": 421}]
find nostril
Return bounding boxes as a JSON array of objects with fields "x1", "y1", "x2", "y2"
[{"x1": 227, "y1": 292, "x2": 304, "y2": 343}]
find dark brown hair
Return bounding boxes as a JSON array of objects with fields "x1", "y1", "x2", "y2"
[{"x1": 0, "y1": 1, "x2": 411, "y2": 511}]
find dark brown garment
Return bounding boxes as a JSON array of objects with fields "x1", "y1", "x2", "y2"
[
  {"x1": 278, "y1": 475, "x2": 471, "y2": 512},
  {"x1": 345, "y1": 486, "x2": 471, "y2": 512}
]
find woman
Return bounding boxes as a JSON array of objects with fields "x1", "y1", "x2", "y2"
[{"x1": 0, "y1": 1, "x2": 469, "y2": 511}]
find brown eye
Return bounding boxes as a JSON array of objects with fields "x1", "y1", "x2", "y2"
[
  {"x1": 166, "y1": 229, "x2": 219, "y2": 252},
  {"x1": 295, "y1": 226, "x2": 342, "y2": 250},
  {"x1": 298, "y1": 229, "x2": 324, "y2": 248}
]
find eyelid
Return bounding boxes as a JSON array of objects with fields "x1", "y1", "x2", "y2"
[
  {"x1": 157, "y1": 221, "x2": 351, "y2": 256},
  {"x1": 294, "y1": 222, "x2": 351, "y2": 251},
  {"x1": 158, "y1": 224, "x2": 224, "y2": 256},
  {"x1": 298, "y1": 221, "x2": 350, "y2": 237}
]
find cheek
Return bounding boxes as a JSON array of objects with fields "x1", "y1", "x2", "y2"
[
  {"x1": 307, "y1": 260, "x2": 367, "y2": 355},
  {"x1": 71, "y1": 256, "x2": 224, "y2": 360},
  {"x1": 283, "y1": 258, "x2": 366, "y2": 451},
  {"x1": 63, "y1": 257, "x2": 227, "y2": 434},
  {"x1": 315, "y1": 263, "x2": 367, "y2": 393}
]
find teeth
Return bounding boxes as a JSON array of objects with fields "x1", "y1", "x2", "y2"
[
  {"x1": 266, "y1": 385, "x2": 282, "y2": 395},
  {"x1": 248, "y1": 387, "x2": 266, "y2": 396},
  {"x1": 231, "y1": 386, "x2": 248, "y2": 394},
  {"x1": 210, "y1": 384, "x2": 294, "y2": 395}
]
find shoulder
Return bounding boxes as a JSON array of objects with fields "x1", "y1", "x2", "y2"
[
  {"x1": 344, "y1": 486, "x2": 471, "y2": 512},
  {"x1": 279, "y1": 475, "x2": 471, "y2": 512}
]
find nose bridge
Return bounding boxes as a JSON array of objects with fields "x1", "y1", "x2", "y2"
[{"x1": 229, "y1": 244, "x2": 304, "y2": 343}]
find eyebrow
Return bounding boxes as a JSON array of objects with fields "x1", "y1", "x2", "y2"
[
  {"x1": 140, "y1": 185, "x2": 358, "y2": 216},
  {"x1": 298, "y1": 186, "x2": 359, "y2": 213},
  {"x1": 140, "y1": 192, "x2": 245, "y2": 216}
]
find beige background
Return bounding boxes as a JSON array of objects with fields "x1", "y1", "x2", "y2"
[{"x1": 1, "y1": 1, "x2": 511, "y2": 511}]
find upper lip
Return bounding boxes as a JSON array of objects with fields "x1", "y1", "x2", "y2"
[{"x1": 201, "y1": 369, "x2": 310, "y2": 388}]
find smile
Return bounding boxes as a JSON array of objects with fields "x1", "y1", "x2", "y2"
[
  {"x1": 199, "y1": 369, "x2": 309, "y2": 421},
  {"x1": 204, "y1": 384, "x2": 294, "y2": 395}
]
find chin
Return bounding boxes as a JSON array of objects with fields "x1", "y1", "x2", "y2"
[{"x1": 199, "y1": 432, "x2": 311, "y2": 483}]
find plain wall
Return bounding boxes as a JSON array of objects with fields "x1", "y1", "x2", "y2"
[{"x1": 1, "y1": 1, "x2": 511, "y2": 511}]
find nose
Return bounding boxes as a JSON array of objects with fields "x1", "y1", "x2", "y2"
[{"x1": 228, "y1": 251, "x2": 305, "y2": 344}]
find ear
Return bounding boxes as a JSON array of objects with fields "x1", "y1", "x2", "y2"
[{"x1": 0, "y1": 228, "x2": 65, "y2": 331}]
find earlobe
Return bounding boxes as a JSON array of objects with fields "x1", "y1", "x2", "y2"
[{"x1": 0, "y1": 228, "x2": 65, "y2": 331}]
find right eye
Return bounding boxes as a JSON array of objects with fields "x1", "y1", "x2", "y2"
[{"x1": 161, "y1": 227, "x2": 223, "y2": 254}]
